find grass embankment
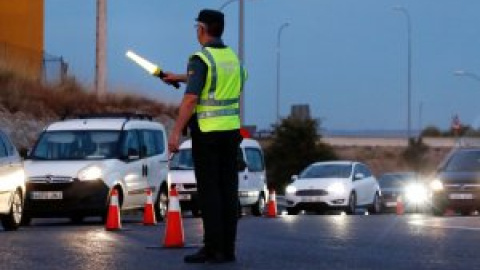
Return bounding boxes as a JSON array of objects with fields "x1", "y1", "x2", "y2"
[{"x1": 0, "y1": 68, "x2": 177, "y2": 148}]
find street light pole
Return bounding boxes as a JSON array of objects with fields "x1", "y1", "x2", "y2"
[
  {"x1": 220, "y1": 0, "x2": 246, "y2": 125},
  {"x1": 393, "y1": 6, "x2": 412, "y2": 140},
  {"x1": 276, "y1": 22, "x2": 290, "y2": 123}
]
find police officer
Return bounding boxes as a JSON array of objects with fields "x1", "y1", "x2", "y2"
[{"x1": 163, "y1": 9, "x2": 245, "y2": 264}]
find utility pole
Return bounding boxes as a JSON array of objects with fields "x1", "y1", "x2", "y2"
[{"x1": 95, "y1": 0, "x2": 107, "y2": 98}]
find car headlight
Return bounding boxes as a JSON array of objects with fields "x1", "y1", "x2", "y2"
[
  {"x1": 78, "y1": 165, "x2": 103, "y2": 181},
  {"x1": 327, "y1": 183, "x2": 346, "y2": 195},
  {"x1": 430, "y1": 179, "x2": 444, "y2": 191},
  {"x1": 286, "y1": 185, "x2": 297, "y2": 194},
  {"x1": 405, "y1": 183, "x2": 428, "y2": 203}
]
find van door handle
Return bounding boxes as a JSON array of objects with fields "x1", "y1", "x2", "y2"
[
  {"x1": 145, "y1": 165, "x2": 148, "y2": 176},
  {"x1": 244, "y1": 175, "x2": 248, "y2": 180}
]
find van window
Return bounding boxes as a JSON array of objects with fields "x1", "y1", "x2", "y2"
[
  {"x1": 140, "y1": 130, "x2": 161, "y2": 157},
  {"x1": 153, "y1": 130, "x2": 165, "y2": 155},
  {"x1": 121, "y1": 130, "x2": 141, "y2": 158},
  {"x1": 245, "y1": 148, "x2": 264, "y2": 172},
  {"x1": 0, "y1": 131, "x2": 14, "y2": 156}
]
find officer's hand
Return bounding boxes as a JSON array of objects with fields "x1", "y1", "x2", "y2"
[{"x1": 168, "y1": 131, "x2": 180, "y2": 154}]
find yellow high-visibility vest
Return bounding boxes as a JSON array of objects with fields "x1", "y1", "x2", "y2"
[{"x1": 192, "y1": 46, "x2": 246, "y2": 132}]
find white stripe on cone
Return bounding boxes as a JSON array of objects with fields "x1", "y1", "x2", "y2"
[
  {"x1": 111, "y1": 194, "x2": 119, "y2": 206},
  {"x1": 169, "y1": 196, "x2": 181, "y2": 212}
]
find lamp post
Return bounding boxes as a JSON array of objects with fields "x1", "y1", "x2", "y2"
[
  {"x1": 393, "y1": 6, "x2": 412, "y2": 140},
  {"x1": 220, "y1": 0, "x2": 246, "y2": 125},
  {"x1": 454, "y1": 70, "x2": 480, "y2": 82},
  {"x1": 276, "y1": 22, "x2": 290, "y2": 123}
]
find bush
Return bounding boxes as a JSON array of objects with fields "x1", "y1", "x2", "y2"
[{"x1": 264, "y1": 117, "x2": 337, "y2": 194}]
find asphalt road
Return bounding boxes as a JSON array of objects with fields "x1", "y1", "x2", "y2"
[{"x1": 1, "y1": 212, "x2": 480, "y2": 270}]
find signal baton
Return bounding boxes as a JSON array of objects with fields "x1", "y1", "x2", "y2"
[{"x1": 125, "y1": 50, "x2": 180, "y2": 89}]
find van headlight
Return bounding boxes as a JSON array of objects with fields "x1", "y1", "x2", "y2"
[
  {"x1": 430, "y1": 179, "x2": 444, "y2": 191},
  {"x1": 327, "y1": 183, "x2": 346, "y2": 195},
  {"x1": 286, "y1": 185, "x2": 297, "y2": 194},
  {"x1": 78, "y1": 165, "x2": 103, "y2": 181}
]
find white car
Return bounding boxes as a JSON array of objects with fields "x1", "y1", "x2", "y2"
[
  {"x1": 285, "y1": 161, "x2": 381, "y2": 215},
  {"x1": 169, "y1": 138, "x2": 268, "y2": 216},
  {"x1": 0, "y1": 129, "x2": 25, "y2": 230},
  {"x1": 23, "y1": 114, "x2": 169, "y2": 224}
]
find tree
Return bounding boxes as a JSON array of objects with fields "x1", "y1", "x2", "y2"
[
  {"x1": 421, "y1": 125, "x2": 442, "y2": 137},
  {"x1": 264, "y1": 117, "x2": 337, "y2": 194}
]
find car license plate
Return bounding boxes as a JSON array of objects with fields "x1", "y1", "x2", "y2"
[
  {"x1": 449, "y1": 193, "x2": 474, "y2": 200},
  {"x1": 31, "y1": 191, "x2": 63, "y2": 200},
  {"x1": 386, "y1": 202, "x2": 397, "y2": 207},
  {"x1": 178, "y1": 194, "x2": 191, "y2": 201},
  {"x1": 301, "y1": 196, "x2": 321, "y2": 202}
]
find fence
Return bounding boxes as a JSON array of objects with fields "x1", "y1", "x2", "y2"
[{"x1": 0, "y1": 41, "x2": 68, "y2": 83}]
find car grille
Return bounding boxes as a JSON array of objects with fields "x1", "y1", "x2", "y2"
[
  {"x1": 444, "y1": 184, "x2": 480, "y2": 192},
  {"x1": 381, "y1": 192, "x2": 399, "y2": 200},
  {"x1": 296, "y1": 189, "x2": 328, "y2": 196},
  {"x1": 28, "y1": 175, "x2": 74, "y2": 184}
]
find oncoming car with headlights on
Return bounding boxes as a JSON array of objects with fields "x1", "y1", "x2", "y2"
[
  {"x1": 430, "y1": 147, "x2": 480, "y2": 216},
  {"x1": 377, "y1": 172, "x2": 429, "y2": 213},
  {"x1": 22, "y1": 114, "x2": 169, "y2": 224},
  {"x1": 285, "y1": 161, "x2": 381, "y2": 215}
]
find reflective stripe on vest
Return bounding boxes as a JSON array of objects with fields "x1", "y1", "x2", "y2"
[{"x1": 192, "y1": 47, "x2": 244, "y2": 132}]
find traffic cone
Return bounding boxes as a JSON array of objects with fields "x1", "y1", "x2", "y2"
[
  {"x1": 143, "y1": 188, "x2": 157, "y2": 226},
  {"x1": 396, "y1": 195, "x2": 405, "y2": 215},
  {"x1": 163, "y1": 187, "x2": 184, "y2": 248},
  {"x1": 266, "y1": 189, "x2": 277, "y2": 218},
  {"x1": 105, "y1": 189, "x2": 122, "y2": 231}
]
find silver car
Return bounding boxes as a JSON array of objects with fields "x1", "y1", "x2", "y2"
[{"x1": 0, "y1": 129, "x2": 25, "y2": 230}]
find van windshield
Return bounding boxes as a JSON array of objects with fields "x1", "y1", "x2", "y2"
[
  {"x1": 30, "y1": 130, "x2": 121, "y2": 160},
  {"x1": 170, "y1": 149, "x2": 194, "y2": 170}
]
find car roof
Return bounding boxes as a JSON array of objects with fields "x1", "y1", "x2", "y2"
[
  {"x1": 310, "y1": 161, "x2": 357, "y2": 166},
  {"x1": 45, "y1": 118, "x2": 164, "y2": 131},
  {"x1": 178, "y1": 138, "x2": 261, "y2": 150}
]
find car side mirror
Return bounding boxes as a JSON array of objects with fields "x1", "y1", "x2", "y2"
[
  {"x1": 354, "y1": 173, "x2": 364, "y2": 180},
  {"x1": 19, "y1": 148, "x2": 30, "y2": 159},
  {"x1": 291, "y1": 175, "x2": 298, "y2": 183}
]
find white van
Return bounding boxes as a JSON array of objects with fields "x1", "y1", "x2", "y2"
[
  {"x1": 169, "y1": 138, "x2": 268, "y2": 216},
  {"x1": 22, "y1": 114, "x2": 169, "y2": 224}
]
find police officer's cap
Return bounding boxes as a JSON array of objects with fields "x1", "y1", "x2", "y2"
[{"x1": 196, "y1": 9, "x2": 224, "y2": 28}]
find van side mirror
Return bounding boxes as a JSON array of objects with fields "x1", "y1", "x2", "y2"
[
  {"x1": 19, "y1": 148, "x2": 30, "y2": 159},
  {"x1": 354, "y1": 173, "x2": 364, "y2": 180},
  {"x1": 127, "y1": 148, "x2": 140, "y2": 160},
  {"x1": 291, "y1": 175, "x2": 298, "y2": 183}
]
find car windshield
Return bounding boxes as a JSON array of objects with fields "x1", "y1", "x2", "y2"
[
  {"x1": 378, "y1": 173, "x2": 415, "y2": 188},
  {"x1": 170, "y1": 149, "x2": 194, "y2": 170},
  {"x1": 300, "y1": 164, "x2": 352, "y2": 179},
  {"x1": 30, "y1": 130, "x2": 121, "y2": 160},
  {"x1": 444, "y1": 150, "x2": 480, "y2": 173}
]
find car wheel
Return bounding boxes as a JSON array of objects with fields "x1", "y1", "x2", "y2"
[
  {"x1": 367, "y1": 193, "x2": 381, "y2": 214},
  {"x1": 1, "y1": 189, "x2": 23, "y2": 231},
  {"x1": 431, "y1": 206, "x2": 445, "y2": 216},
  {"x1": 155, "y1": 189, "x2": 168, "y2": 221},
  {"x1": 345, "y1": 192, "x2": 356, "y2": 215},
  {"x1": 251, "y1": 194, "x2": 266, "y2": 216},
  {"x1": 286, "y1": 207, "x2": 299, "y2": 215}
]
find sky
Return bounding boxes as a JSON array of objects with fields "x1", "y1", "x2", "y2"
[{"x1": 45, "y1": 0, "x2": 480, "y2": 132}]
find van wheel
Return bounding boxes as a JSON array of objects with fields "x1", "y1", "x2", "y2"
[
  {"x1": 155, "y1": 189, "x2": 168, "y2": 221},
  {"x1": 1, "y1": 190, "x2": 23, "y2": 231},
  {"x1": 251, "y1": 194, "x2": 266, "y2": 216}
]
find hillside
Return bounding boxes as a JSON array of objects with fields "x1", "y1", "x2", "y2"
[{"x1": 0, "y1": 68, "x2": 177, "y2": 150}]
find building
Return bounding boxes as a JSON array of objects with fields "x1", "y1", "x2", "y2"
[{"x1": 0, "y1": 0, "x2": 44, "y2": 79}]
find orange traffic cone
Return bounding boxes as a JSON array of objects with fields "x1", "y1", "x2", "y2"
[
  {"x1": 396, "y1": 195, "x2": 405, "y2": 215},
  {"x1": 266, "y1": 189, "x2": 277, "y2": 218},
  {"x1": 105, "y1": 189, "x2": 122, "y2": 231},
  {"x1": 143, "y1": 188, "x2": 157, "y2": 226},
  {"x1": 163, "y1": 187, "x2": 184, "y2": 248}
]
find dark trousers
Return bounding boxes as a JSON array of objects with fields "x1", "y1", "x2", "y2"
[{"x1": 191, "y1": 129, "x2": 241, "y2": 255}]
